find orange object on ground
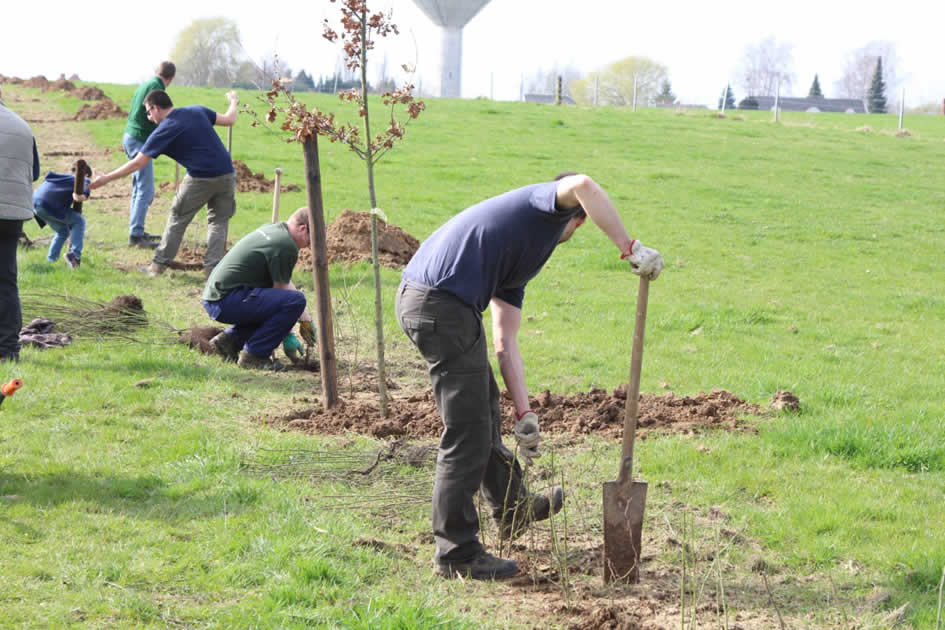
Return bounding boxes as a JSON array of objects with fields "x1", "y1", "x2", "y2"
[{"x1": 0, "y1": 378, "x2": 22, "y2": 406}]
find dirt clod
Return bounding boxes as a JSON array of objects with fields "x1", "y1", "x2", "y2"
[
  {"x1": 178, "y1": 326, "x2": 224, "y2": 355},
  {"x1": 768, "y1": 390, "x2": 800, "y2": 411}
]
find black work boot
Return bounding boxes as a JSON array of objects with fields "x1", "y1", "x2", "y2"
[
  {"x1": 237, "y1": 350, "x2": 286, "y2": 372},
  {"x1": 497, "y1": 487, "x2": 565, "y2": 541},
  {"x1": 210, "y1": 331, "x2": 239, "y2": 362},
  {"x1": 434, "y1": 549, "x2": 518, "y2": 580},
  {"x1": 129, "y1": 235, "x2": 158, "y2": 249}
]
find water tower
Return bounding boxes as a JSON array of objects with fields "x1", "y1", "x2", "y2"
[{"x1": 410, "y1": 0, "x2": 492, "y2": 98}]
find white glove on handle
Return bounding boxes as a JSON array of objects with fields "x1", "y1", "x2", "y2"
[
  {"x1": 622, "y1": 239, "x2": 664, "y2": 280},
  {"x1": 514, "y1": 410, "x2": 541, "y2": 460}
]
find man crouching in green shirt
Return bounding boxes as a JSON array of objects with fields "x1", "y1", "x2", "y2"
[{"x1": 202, "y1": 207, "x2": 316, "y2": 371}]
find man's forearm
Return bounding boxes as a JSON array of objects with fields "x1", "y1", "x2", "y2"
[
  {"x1": 574, "y1": 180, "x2": 634, "y2": 253},
  {"x1": 92, "y1": 154, "x2": 150, "y2": 189},
  {"x1": 497, "y1": 345, "x2": 529, "y2": 414}
]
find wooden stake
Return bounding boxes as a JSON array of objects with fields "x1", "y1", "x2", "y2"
[
  {"x1": 272, "y1": 168, "x2": 282, "y2": 223},
  {"x1": 301, "y1": 136, "x2": 338, "y2": 409}
]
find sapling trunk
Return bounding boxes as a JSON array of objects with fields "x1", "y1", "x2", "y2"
[{"x1": 359, "y1": 13, "x2": 389, "y2": 418}]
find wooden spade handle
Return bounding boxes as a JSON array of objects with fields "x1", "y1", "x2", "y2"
[
  {"x1": 620, "y1": 275, "x2": 650, "y2": 475},
  {"x1": 72, "y1": 159, "x2": 88, "y2": 212}
]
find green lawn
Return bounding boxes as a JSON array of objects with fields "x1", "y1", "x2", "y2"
[{"x1": 2, "y1": 82, "x2": 944, "y2": 628}]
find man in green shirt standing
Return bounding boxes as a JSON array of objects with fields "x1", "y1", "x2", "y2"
[
  {"x1": 201, "y1": 207, "x2": 316, "y2": 371},
  {"x1": 123, "y1": 61, "x2": 174, "y2": 248}
]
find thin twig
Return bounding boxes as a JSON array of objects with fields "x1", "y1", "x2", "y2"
[{"x1": 762, "y1": 571, "x2": 788, "y2": 630}]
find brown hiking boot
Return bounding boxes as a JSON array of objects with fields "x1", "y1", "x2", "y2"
[
  {"x1": 497, "y1": 487, "x2": 565, "y2": 540},
  {"x1": 210, "y1": 331, "x2": 239, "y2": 362},
  {"x1": 237, "y1": 350, "x2": 286, "y2": 372},
  {"x1": 147, "y1": 262, "x2": 167, "y2": 277},
  {"x1": 434, "y1": 549, "x2": 518, "y2": 580}
]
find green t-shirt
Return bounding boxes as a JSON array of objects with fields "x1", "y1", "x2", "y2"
[
  {"x1": 124, "y1": 76, "x2": 166, "y2": 142},
  {"x1": 203, "y1": 222, "x2": 299, "y2": 302}
]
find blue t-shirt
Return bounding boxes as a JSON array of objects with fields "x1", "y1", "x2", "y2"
[
  {"x1": 140, "y1": 106, "x2": 234, "y2": 178},
  {"x1": 33, "y1": 172, "x2": 90, "y2": 218},
  {"x1": 402, "y1": 181, "x2": 580, "y2": 312}
]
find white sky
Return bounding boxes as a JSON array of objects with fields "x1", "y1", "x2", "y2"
[{"x1": 2, "y1": 0, "x2": 942, "y2": 107}]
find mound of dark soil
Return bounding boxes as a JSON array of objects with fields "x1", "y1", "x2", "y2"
[
  {"x1": 22, "y1": 76, "x2": 49, "y2": 89},
  {"x1": 296, "y1": 209, "x2": 419, "y2": 270},
  {"x1": 73, "y1": 86, "x2": 106, "y2": 101},
  {"x1": 100, "y1": 295, "x2": 147, "y2": 330},
  {"x1": 43, "y1": 78, "x2": 75, "y2": 92},
  {"x1": 233, "y1": 160, "x2": 300, "y2": 193},
  {"x1": 167, "y1": 246, "x2": 209, "y2": 271},
  {"x1": 178, "y1": 326, "x2": 224, "y2": 354},
  {"x1": 74, "y1": 99, "x2": 126, "y2": 120}
]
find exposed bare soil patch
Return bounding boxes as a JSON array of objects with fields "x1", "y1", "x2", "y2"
[{"x1": 265, "y1": 387, "x2": 766, "y2": 441}]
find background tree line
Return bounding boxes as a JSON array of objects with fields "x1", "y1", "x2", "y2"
[
  {"x1": 170, "y1": 17, "x2": 396, "y2": 94},
  {"x1": 170, "y1": 16, "x2": 912, "y2": 113}
]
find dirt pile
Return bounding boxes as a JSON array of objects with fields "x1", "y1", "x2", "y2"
[
  {"x1": 178, "y1": 326, "x2": 224, "y2": 354},
  {"x1": 167, "y1": 246, "x2": 211, "y2": 271},
  {"x1": 73, "y1": 86, "x2": 106, "y2": 101},
  {"x1": 43, "y1": 78, "x2": 75, "y2": 92},
  {"x1": 21, "y1": 76, "x2": 50, "y2": 89},
  {"x1": 233, "y1": 160, "x2": 300, "y2": 193},
  {"x1": 267, "y1": 387, "x2": 773, "y2": 441},
  {"x1": 74, "y1": 98, "x2": 126, "y2": 120},
  {"x1": 296, "y1": 210, "x2": 419, "y2": 270}
]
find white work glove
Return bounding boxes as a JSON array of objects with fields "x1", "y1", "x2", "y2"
[
  {"x1": 514, "y1": 410, "x2": 541, "y2": 461},
  {"x1": 622, "y1": 240, "x2": 664, "y2": 280}
]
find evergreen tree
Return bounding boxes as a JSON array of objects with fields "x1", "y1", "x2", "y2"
[
  {"x1": 738, "y1": 96, "x2": 759, "y2": 110},
  {"x1": 293, "y1": 69, "x2": 315, "y2": 92},
  {"x1": 657, "y1": 79, "x2": 676, "y2": 104},
  {"x1": 718, "y1": 84, "x2": 735, "y2": 110},
  {"x1": 868, "y1": 58, "x2": 887, "y2": 113},
  {"x1": 808, "y1": 74, "x2": 823, "y2": 98}
]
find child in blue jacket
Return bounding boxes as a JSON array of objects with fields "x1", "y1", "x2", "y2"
[{"x1": 33, "y1": 161, "x2": 92, "y2": 268}]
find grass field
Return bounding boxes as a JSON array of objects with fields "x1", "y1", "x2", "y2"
[{"x1": 2, "y1": 81, "x2": 944, "y2": 628}]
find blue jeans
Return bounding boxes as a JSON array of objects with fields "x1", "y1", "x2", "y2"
[
  {"x1": 203, "y1": 287, "x2": 306, "y2": 357},
  {"x1": 122, "y1": 133, "x2": 155, "y2": 237},
  {"x1": 33, "y1": 203, "x2": 85, "y2": 261}
]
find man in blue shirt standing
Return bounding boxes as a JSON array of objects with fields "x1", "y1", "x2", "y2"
[
  {"x1": 396, "y1": 173, "x2": 664, "y2": 580},
  {"x1": 122, "y1": 61, "x2": 174, "y2": 248},
  {"x1": 92, "y1": 89, "x2": 237, "y2": 277}
]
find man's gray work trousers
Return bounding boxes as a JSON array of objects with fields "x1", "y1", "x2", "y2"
[
  {"x1": 396, "y1": 280, "x2": 528, "y2": 563},
  {"x1": 152, "y1": 172, "x2": 236, "y2": 273}
]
